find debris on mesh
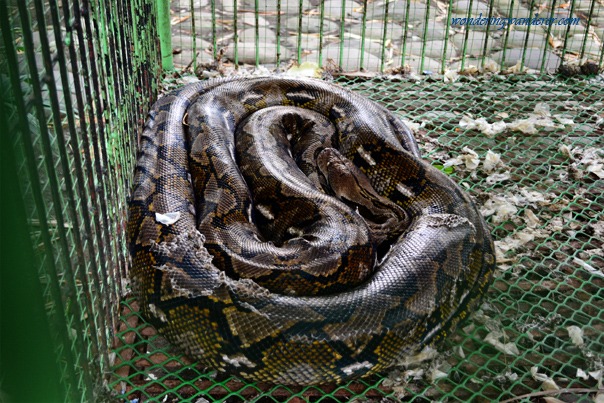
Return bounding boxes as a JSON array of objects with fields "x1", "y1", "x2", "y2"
[
  {"x1": 481, "y1": 186, "x2": 555, "y2": 225},
  {"x1": 472, "y1": 304, "x2": 506, "y2": 334},
  {"x1": 481, "y1": 150, "x2": 510, "y2": 183},
  {"x1": 484, "y1": 331, "x2": 520, "y2": 355},
  {"x1": 494, "y1": 227, "x2": 548, "y2": 265},
  {"x1": 507, "y1": 105, "x2": 562, "y2": 134},
  {"x1": 384, "y1": 346, "x2": 453, "y2": 398},
  {"x1": 573, "y1": 258, "x2": 604, "y2": 278},
  {"x1": 400, "y1": 118, "x2": 424, "y2": 134},
  {"x1": 483, "y1": 150, "x2": 504, "y2": 173},
  {"x1": 575, "y1": 148, "x2": 604, "y2": 179},
  {"x1": 443, "y1": 69, "x2": 459, "y2": 83},
  {"x1": 459, "y1": 116, "x2": 506, "y2": 138},
  {"x1": 506, "y1": 60, "x2": 530, "y2": 75},
  {"x1": 480, "y1": 195, "x2": 518, "y2": 224},
  {"x1": 530, "y1": 367, "x2": 560, "y2": 391},
  {"x1": 285, "y1": 61, "x2": 322, "y2": 78},
  {"x1": 524, "y1": 209, "x2": 541, "y2": 228},
  {"x1": 566, "y1": 325, "x2": 585, "y2": 347},
  {"x1": 443, "y1": 146, "x2": 480, "y2": 170},
  {"x1": 455, "y1": 102, "x2": 582, "y2": 137},
  {"x1": 486, "y1": 172, "x2": 511, "y2": 185}
]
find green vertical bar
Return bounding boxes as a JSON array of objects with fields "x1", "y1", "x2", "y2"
[
  {"x1": 378, "y1": 18, "x2": 388, "y2": 72},
  {"x1": 480, "y1": 0, "x2": 496, "y2": 71},
  {"x1": 297, "y1": 0, "x2": 303, "y2": 63},
  {"x1": 359, "y1": 0, "x2": 367, "y2": 69},
  {"x1": 211, "y1": 0, "x2": 217, "y2": 59},
  {"x1": 399, "y1": 0, "x2": 412, "y2": 69},
  {"x1": 157, "y1": 0, "x2": 174, "y2": 70},
  {"x1": 338, "y1": 0, "x2": 346, "y2": 67},
  {"x1": 441, "y1": 0, "x2": 453, "y2": 73},
  {"x1": 539, "y1": 0, "x2": 557, "y2": 73},
  {"x1": 233, "y1": 0, "x2": 239, "y2": 68},
  {"x1": 459, "y1": 0, "x2": 475, "y2": 72},
  {"x1": 318, "y1": 0, "x2": 325, "y2": 67},
  {"x1": 418, "y1": 1, "x2": 430, "y2": 73},
  {"x1": 574, "y1": 0, "x2": 591, "y2": 61},
  {"x1": 255, "y1": 0, "x2": 260, "y2": 67},
  {"x1": 498, "y1": 0, "x2": 515, "y2": 72},
  {"x1": 276, "y1": 0, "x2": 282, "y2": 68},
  {"x1": 191, "y1": 0, "x2": 198, "y2": 71}
]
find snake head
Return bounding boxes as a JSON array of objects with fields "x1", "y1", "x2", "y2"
[{"x1": 317, "y1": 148, "x2": 409, "y2": 245}]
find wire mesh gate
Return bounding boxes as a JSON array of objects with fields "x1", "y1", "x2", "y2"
[{"x1": 1, "y1": 0, "x2": 603, "y2": 402}]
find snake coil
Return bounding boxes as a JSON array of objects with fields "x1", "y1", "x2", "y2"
[{"x1": 128, "y1": 77, "x2": 495, "y2": 385}]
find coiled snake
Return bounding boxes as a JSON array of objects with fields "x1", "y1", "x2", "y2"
[{"x1": 128, "y1": 77, "x2": 495, "y2": 385}]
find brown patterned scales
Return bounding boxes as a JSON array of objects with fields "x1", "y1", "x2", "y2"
[{"x1": 128, "y1": 77, "x2": 495, "y2": 385}]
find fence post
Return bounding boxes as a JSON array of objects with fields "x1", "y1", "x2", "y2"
[{"x1": 157, "y1": 0, "x2": 174, "y2": 70}]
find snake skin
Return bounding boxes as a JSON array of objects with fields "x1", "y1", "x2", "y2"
[{"x1": 127, "y1": 77, "x2": 496, "y2": 385}]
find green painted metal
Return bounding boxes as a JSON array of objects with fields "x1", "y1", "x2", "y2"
[{"x1": 157, "y1": 0, "x2": 174, "y2": 70}]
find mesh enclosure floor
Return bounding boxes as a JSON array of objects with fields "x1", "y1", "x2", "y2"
[{"x1": 109, "y1": 74, "x2": 604, "y2": 402}]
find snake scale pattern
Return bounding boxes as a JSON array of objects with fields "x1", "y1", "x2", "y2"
[{"x1": 128, "y1": 77, "x2": 496, "y2": 385}]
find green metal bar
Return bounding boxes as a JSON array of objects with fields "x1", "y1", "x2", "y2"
[
  {"x1": 191, "y1": 0, "x2": 198, "y2": 71},
  {"x1": 378, "y1": 6, "x2": 391, "y2": 73},
  {"x1": 498, "y1": 0, "x2": 516, "y2": 72},
  {"x1": 233, "y1": 0, "x2": 239, "y2": 68},
  {"x1": 98, "y1": 0, "x2": 129, "y2": 314},
  {"x1": 399, "y1": 0, "x2": 412, "y2": 69},
  {"x1": 540, "y1": 0, "x2": 557, "y2": 73},
  {"x1": 481, "y1": 0, "x2": 497, "y2": 71},
  {"x1": 359, "y1": 0, "x2": 368, "y2": 70},
  {"x1": 211, "y1": 0, "x2": 217, "y2": 59},
  {"x1": 459, "y1": 0, "x2": 476, "y2": 72},
  {"x1": 297, "y1": 0, "x2": 303, "y2": 63},
  {"x1": 157, "y1": 0, "x2": 174, "y2": 70},
  {"x1": 599, "y1": 37, "x2": 604, "y2": 67},
  {"x1": 441, "y1": 0, "x2": 453, "y2": 73},
  {"x1": 276, "y1": 0, "x2": 282, "y2": 68},
  {"x1": 577, "y1": 0, "x2": 594, "y2": 60},
  {"x1": 255, "y1": 0, "x2": 260, "y2": 67},
  {"x1": 338, "y1": 0, "x2": 346, "y2": 68},
  {"x1": 318, "y1": 0, "x2": 326, "y2": 67},
  {"x1": 80, "y1": 0, "x2": 119, "y2": 345},
  {"x1": 419, "y1": 0, "x2": 431, "y2": 73},
  {"x1": 522, "y1": 0, "x2": 536, "y2": 72}
]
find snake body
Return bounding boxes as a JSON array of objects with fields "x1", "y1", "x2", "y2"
[{"x1": 128, "y1": 77, "x2": 495, "y2": 385}]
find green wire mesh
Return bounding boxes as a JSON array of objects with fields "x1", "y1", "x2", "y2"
[
  {"x1": 109, "y1": 76, "x2": 604, "y2": 402},
  {"x1": 1, "y1": 0, "x2": 603, "y2": 401},
  {"x1": 1, "y1": 0, "x2": 160, "y2": 400},
  {"x1": 168, "y1": 0, "x2": 603, "y2": 74}
]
